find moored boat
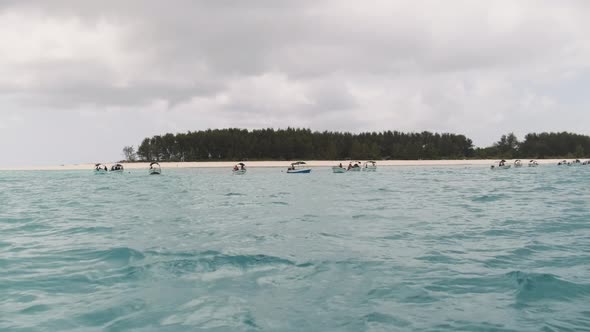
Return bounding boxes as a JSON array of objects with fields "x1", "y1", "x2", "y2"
[
  {"x1": 363, "y1": 161, "x2": 377, "y2": 171},
  {"x1": 149, "y1": 162, "x2": 161, "y2": 175},
  {"x1": 528, "y1": 160, "x2": 539, "y2": 167},
  {"x1": 347, "y1": 161, "x2": 362, "y2": 172},
  {"x1": 568, "y1": 159, "x2": 582, "y2": 167},
  {"x1": 491, "y1": 160, "x2": 511, "y2": 170},
  {"x1": 233, "y1": 163, "x2": 247, "y2": 175},
  {"x1": 287, "y1": 161, "x2": 311, "y2": 174},
  {"x1": 332, "y1": 166, "x2": 346, "y2": 173},
  {"x1": 111, "y1": 163, "x2": 124, "y2": 173},
  {"x1": 94, "y1": 163, "x2": 108, "y2": 174},
  {"x1": 514, "y1": 159, "x2": 523, "y2": 168}
]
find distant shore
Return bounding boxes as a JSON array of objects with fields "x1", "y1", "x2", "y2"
[{"x1": 0, "y1": 159, "x2": 571, "y2": 171}]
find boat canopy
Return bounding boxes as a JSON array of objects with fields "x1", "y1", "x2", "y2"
[
  {"x1": 365, "y1": 161, "x2": 376, "y2": 165},
  {"x1": 237, "y1": 162, "x2": 245, "y2": 166},
  {"x1": 150, "y1": 162, "x2": 160, "y2": 167},
  {"x1": 291, "y1": 161, "x2": 306, "y2": 166},
  {"x1": 95, "y1": 163, "x2": 104, "y2": 167}
]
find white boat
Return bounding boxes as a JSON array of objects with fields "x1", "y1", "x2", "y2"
[
  {"x1": 287, "y1": 161, "x2": 311, "y2": 174},
  {"x1": 233, "y1": 163, "x2": 247, "y2": 175},
  {"x1": 347, "y1": 161, "x2": 362, "y2": 172},
  {"x1": 491, "y1": 165, "x2": 511, "y2": 170},
  {"x1": 528, "y1": 160, "x2": 539, "y2": 167},
  {"x1": 149, "y1": 162, "x2": 162, "y2": 175},
  {"x1": 363, "y1": 161, "x2": 377, "y2": 172},
  {"x1": 332, "y1": 166, "x2": 347, "y2": 173},
  {"x1": 491, "y1": 160, "x2": 511, "y2": 170},
  {"x1": 514, "y1": 159, "x2": 523, "y2": 168},
  {"x1": 94, "y1": 163, "x2": 108, "y2": 174},
  {"x1": 110, "y1": 163, "x2": 124, "y2": 173}
]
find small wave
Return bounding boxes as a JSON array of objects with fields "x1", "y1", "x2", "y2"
[
  {"x1": 61, "y1": 226, "x2": 113, "y2": 235},
  {"x1": 95, "y1": 247, "x2": 145, "y2": 266},
  {"x1": 362, "y1": 312, "x2": 411, "y2": 328},
  {"x1": 271, "y1": 201, "x2": 288, "y2": 206},
  {"x1": 472, "y1": 194, "x2": 508, "y2": 202},
  {"x1": 160, "y1": 296, "x2": 258, "y2": 329},
  {"x1": 377, "y1": 187, "x2": 395, "y2": 193},
  {"x1": 20, "y1": 304, "x2": 50, "y2": 314},
  {"x1": 508, "y1": 271, "x2": 590, "y2": 303},
  {"x1": 0, "y1": 217, "x2": 34, "y2": 224},
  {"x1": 415, "y1": 251, "x2": 456, "y2": 264},
  {"x1": 57, "y1": 247, "x2": 145, "y2": 267},
  {"x1": 145, "y1": 251, "x2": 297, "y2": 276},
  {"x1": 367, "y1": 285, "x2": 436, "y2": 304},
  {"x1": 482, "y1": 229, "x2": 516, "y2": 236},
  {"x1": 224, "y1": 192, "x2": 245, "y2": 197}
]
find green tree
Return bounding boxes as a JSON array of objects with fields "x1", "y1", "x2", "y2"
[{"x1": 122, "y1": 146, "x2": 136, "y2": 161}]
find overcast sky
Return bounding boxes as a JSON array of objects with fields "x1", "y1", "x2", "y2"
[{"x1": 1, "y1": 1, "x2": 589, "y2": 166}]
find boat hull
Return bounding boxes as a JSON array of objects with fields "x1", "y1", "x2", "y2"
[
  {"x1": 332, "y1": 167, "x2": 346, "y2": 173},
  {"x1": 149, "y1": 169, "x2": 161, "y2": 175},
  {"x1": 94, "y1": 170, "x2": 108, "y2": 175},
  {"x1": 491, "y1": 165, "x2": 511, "y2": 170},
  {"x1": 287, "y1": 169, "x2": 311, "y2": 174},
  {"x1": 364, "y1": 167, "x2": 377, "y2": 172},
  {"x1": 348, "y1": 167, "x2": 361, "y2": 172},
  {"x1": 233, "y1": 169, "x2": 247, "y2": 175}
]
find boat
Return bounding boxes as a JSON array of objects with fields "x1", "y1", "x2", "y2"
[
  {"x1": 332, "y1": 166, "x2": 347, "y2": 173},
  {"x1": 287, "y1": 161, "x2": 311, "y2": 174},
  {"x1": 568, "y1": 159, "x2": 582, "y2": 167},
  {"x1": 233, "y1": 163, "x2": 247, "y2": 175},
  {"x1": 149, "y1": 162, "x2": 162, "y2": 175},
  {"x1": 528, "y1": 160, "x2": 539, "y2": 167},
  {"x1": 110, "y1": 163, "x2": 124, "y2": 173},
  {"x1": 347, "y1": 161, "x2": 362, "y2": 172},
  {"x1": 557, "y1": 160, "x2": 568, "y2": 166},
  {"x1": 94, "y1": 163, "x2": 108, "y2": 174},
  {"x1": 491, "y1": 160, "x2": 511, "y2": 170},
  {"x1": 363, "y1": 161, "x2": 377, "y2": 171},
  {"x1": 514, "y1": 159, "x2": 523, "y2": 168}
]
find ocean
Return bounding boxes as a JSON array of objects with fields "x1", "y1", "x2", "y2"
[{"x1": 1, "y1": 166, "x2": 590, "y2": 331}]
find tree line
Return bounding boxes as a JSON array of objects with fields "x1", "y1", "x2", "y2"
[
  {"x1": 123, "y1": 129, "x2": 590, "y2": 162},
  {"x1": 474, "y1": 132, "x2": 590, "y2": 159}
]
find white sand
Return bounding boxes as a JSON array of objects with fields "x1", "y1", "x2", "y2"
[{"x1": 0, "y1": 159, "x2": 568, "y2": 171}]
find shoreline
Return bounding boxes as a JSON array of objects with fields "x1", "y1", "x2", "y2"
[{"x1": 0, "y1": 159, "x2": 569, "y2": 171}]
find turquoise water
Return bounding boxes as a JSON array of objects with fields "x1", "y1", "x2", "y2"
[{"x1": 1, "y1": 166, "x2": 590, "y2": 331}]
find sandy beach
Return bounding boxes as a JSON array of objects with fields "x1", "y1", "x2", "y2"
[{"x1": 0, "y1": 159, "x2": 569, "y2": 171}]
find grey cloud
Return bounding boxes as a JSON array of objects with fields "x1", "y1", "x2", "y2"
[{"x1": 0, "y1": 1, "x2": 589, "y2": 165}]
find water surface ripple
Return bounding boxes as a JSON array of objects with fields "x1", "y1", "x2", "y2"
[{"x1": 1, "y1": 166, "x2": 590, "y2": 331}]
